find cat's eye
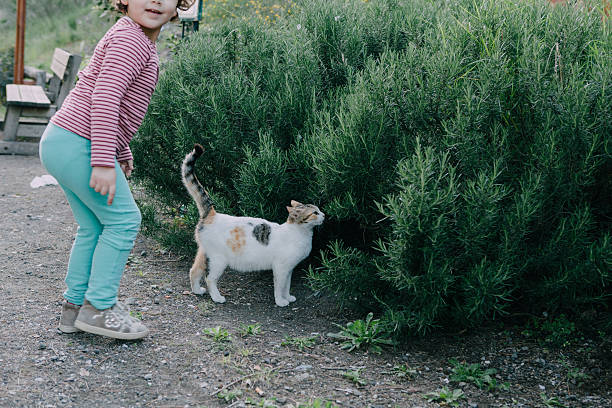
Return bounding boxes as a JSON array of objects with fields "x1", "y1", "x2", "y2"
[{"x1": 313, "y1": 211, "x2": 319, "y2": 215}]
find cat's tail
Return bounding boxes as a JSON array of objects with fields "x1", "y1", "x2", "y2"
[{"x1": 181, "y1": 144, "x2": 215, "y2": 220}]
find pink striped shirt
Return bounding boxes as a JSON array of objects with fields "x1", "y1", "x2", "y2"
[{"x1": 51, "y1": 17, "x2": 159, "y2": 168}]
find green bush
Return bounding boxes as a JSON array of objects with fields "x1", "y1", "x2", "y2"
[
  {"x1": 0, "y1": 48, "x2": 14, "y2": 101},
  {"x1": 133, "y1": 0, "x2": 612, "y2": 338}
]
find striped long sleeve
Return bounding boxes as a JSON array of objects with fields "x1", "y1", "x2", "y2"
[{"x1": 50, "y1": 17, "x2": 159, "y2": 168}]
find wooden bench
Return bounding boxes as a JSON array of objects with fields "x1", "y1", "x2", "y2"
[{"x1": 0, "y1": 48, "x2": 81, "y2": 155}]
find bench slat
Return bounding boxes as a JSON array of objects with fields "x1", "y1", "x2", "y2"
[
  {"x1": 50, "y1": 48, "x2": 71, "y2": 79},
  {"x1": 6, "y1": 84, "x2": 20, "y2": 102},
  {"x1": 6, "y1": 84, "x2": 51, "y2": 107}
]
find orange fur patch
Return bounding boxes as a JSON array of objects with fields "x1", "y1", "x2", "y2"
[
  {"x1": 203, "y1": 208, "x2": 216, "y2": 224},
  {"x1": 226, "y1": 226, "x2": 246, "y2": 253}
]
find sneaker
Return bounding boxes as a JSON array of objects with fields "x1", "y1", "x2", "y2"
[
  {"x1": 59, "y1": 301, "x2": 82, "y2": 333},
  {"x1": 74, "y1": 300, "x2": 149, "y2": 340}
]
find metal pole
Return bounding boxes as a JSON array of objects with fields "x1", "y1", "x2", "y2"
[{"x1": 14, "y1": 0, "x2": 26, "y2": 84}]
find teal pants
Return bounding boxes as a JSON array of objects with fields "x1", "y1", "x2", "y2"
[{"x1": 39, "y1": 123, "x2": 141, "y2": 310}]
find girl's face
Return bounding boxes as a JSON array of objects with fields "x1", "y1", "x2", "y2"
[{"x1": 120, "y1": 0, "x2": 179, "y2": 42}]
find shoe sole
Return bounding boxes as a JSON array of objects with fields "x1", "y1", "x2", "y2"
[
  {"x1": 74, "y1": 320, "x2": 149, "y2": 340},
  {"x1": 58, "y1": 324, "x2": 81, "y2": 334}
]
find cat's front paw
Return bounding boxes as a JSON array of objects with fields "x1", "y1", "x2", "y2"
[
  {"x1": 275, "y1": 298, "x2": 290, "y2": 307},
  {"x1": 192, "y1": 286, "x2": 207, "y2": 295},
  {"x1": 211, "y1": 295, "x2": 226, "y2": 303},
  {"x1": 288, "y1": 295, "x2": 296, "y2": 302}
]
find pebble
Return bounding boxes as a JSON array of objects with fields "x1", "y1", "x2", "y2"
[
  {"x1": 294, "y1": 373, "x2": 313, "y2": 382},
  {"x1": 144, "y1": 373, "x2": 153, "y2": 380},
  {"x1": 295, "y1": 364, "x2": 313, "y2": 371},
  {"x1": 38, "y1": 342, "x2": 46, "y2": 350}
]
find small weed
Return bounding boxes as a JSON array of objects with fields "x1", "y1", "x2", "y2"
[
  {"x1": 392, "y1": 364, "x2": 417, "y2": 379},
  {"x1": 423, "y1": 387, "x2": 465, "y2": 406},
  {"x1": 328, "y1": 312, "x2": 393, "y2": 354},
  {"x1": 204, "y1": 326, "x2": 232, "y2": 342},
  {"x1": 561, "y1": 359, "x2": 592, "y2": 386},
  {"x1": 126, "y1": 254, "x2": 143, "y2": 266},
  {"x1": 240, "y1": 323, "x2": 262, "y2": 337},
  {"x1": 246, "y1": 397, "x2": 279, "y2": 407},
  {"x1": 129, "y1": 311, "x2": 143, "y2": 320},
  {"x1": 221, "y1": 354, "x2": 234, "y2": 366},
  {"x1": 522, "y1": 315, "x2": 578, "y2": 348},
  {"x1": 296, "y1": 400, "x2": 339, "y2": 408},
  {"x1": 342, "y1": 370, "x2": 368, "y2": 386},
  {"x1": 238, "y1": 347, "x2": 255, "y2": 357},
  {"x1": 567, "y1": 367, "x2": 591, "y2": 385},
  {"x1": 197, "y1": 301, "x2": 214, "y2": 315},
  {"x1": 217, "y1": 388, "x2": 243, "y2": 403},
  {"x1": 541, "y1": 315, "x2": 576, "y2": 347},
  {"x1": 449, "y1": 359, "x2": 508, "y2": 391},
  {"x1": 281, "y1": 335, "x2": 317, "y2": 351},
  {"x1": 541, "y1": 393, "x2": 567, "y2": 407}
]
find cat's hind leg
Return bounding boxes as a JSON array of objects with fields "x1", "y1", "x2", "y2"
[
  {"x1": 189, "y1": 248, "x2": 207, "y2": 295},
  {"x1": 205, "y1": 258, "x2": 227, "y2": 303}
]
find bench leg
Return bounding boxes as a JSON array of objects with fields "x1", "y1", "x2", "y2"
[{"x1": 2, "y1": 106, "x2": 21, "y2": 141}]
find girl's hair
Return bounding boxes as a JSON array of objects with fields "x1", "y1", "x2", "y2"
[{"x1": 115, "y1": 0, "x2": 196, "y2": 16}]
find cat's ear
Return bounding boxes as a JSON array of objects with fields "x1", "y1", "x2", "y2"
[
  {"x1": 286, "y1": 206, "x2": 293, "y2": 213},
  {"x1": 290, "y1": 200, "x2": 303, "y2": 207}
]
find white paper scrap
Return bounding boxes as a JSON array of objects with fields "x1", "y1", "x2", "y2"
[{"x1": 30, "y1": 175, "x2": 58, "y2": 188}]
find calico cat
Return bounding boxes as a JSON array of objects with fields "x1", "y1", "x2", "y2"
[{"x1": 181, "y1": 144, "x2": 324, "y2": 307}]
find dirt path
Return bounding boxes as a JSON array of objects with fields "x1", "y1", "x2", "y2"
[{"x1": 0, "y1": 155, "x2": 610, "y2": 408}]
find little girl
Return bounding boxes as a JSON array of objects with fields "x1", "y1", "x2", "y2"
[{"x1": 39, "y1": 0, "x2": 194, "y2": 340}]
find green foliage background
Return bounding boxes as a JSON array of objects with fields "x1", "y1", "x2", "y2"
[{"x1": 132, "y1": 0, "x2": 611, "y2": 337}]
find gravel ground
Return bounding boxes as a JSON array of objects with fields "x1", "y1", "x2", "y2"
[{"x1": 0, "y1": 154, "x2": 610, "y2": 408}]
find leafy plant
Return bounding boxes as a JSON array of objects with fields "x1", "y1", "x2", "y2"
[
  {"x1": 239, "y1": 347, "x2": 255, "y2": 357},
  {"x1": 567, "y1": 367, "x2": 592, "y2": 385},
  {"x1": 342, "y1": 370, "x2": 368, "y2": 386},
  {"x1": 204, "y1": 326, "x2": 232, "y2": 342},
  {"x1": 449, "y1": 359, "x2": 508, "y2": 391},
  {"x1": 240, "y1": 323, "x2": 262, "y2": 337},
  {"x1": 561, "y1": 358, "x2": 592, "y2": 387},
  {"x1": 296, "y1": 400, "x2": 339, "y2": 408},
  {"x1": 540, "y1": 315, "x2": 577, "y2": 347},
  {"x1": 522, "y1": 315, "x2": 579, "y2": 348},
  {"x1": 218, "y1": 388, "x2": 243, "y2": 403},
  {"x1": 281, "y1": 335, "x2": 317, "y2": 351},
  {"x1": 0, "y1": 47, "x2": 14, "y2": 102},
  {"x1": 392, "y1": 364, "x2": 417, "y2": 379},
  {"x1": 129, "y1": 311, "x2": 143, "y2": 320},
  {"x1": 246, "y1": 397, "x2": 279, "y2": 407},
  {"x1": 328, "y1": 312, "x2": 393, "y2": 353},
  {"x1": 541, "y1": 393, "x2": 567, "y2": 408},
  {"x1": 423, "y1": 387, "x2": 465, "y2": 406}
]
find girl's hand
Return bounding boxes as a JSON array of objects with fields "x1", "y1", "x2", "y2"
[
  {"x1": 119, "y1": 159, "x2": 134, "y2": 178},
  {"x1": 90, "y1": 166, "x2": 117, "y2": 205}
]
